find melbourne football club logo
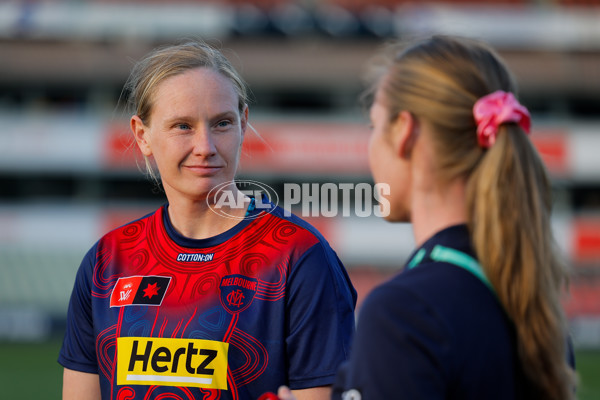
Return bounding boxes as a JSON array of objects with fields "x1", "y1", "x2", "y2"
[{"x1": 219, "y1": 274, "x2": 258, "y2": 314}]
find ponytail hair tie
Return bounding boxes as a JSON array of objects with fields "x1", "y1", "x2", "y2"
[{"x1": 473, "y1": 90, "x2": 531, "y2": 148}]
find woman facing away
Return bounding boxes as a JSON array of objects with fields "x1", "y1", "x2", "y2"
[
  {"x1": 58, "y1": 41, "x2": 356, "y2": 400},
  {"x1": 278, "y1": 35, "x2": 576, "y2": 400}
]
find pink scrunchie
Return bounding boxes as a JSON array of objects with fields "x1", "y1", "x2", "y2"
[{"x1": 473, "y1": 90, "x2": 531, "y2": 148}]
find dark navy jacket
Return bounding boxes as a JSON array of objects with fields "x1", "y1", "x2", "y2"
[{"x1": 333, "y1": 224, "x2": 574, "y2": 399}]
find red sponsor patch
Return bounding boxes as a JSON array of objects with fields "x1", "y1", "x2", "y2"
[{"x1": 110, "y1": 276, "x2": 171, "y2": 307}]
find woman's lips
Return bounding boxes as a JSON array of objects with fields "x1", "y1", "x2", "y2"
[{"x1": 184, "y1": 165, "x2": 224, "y2": 175}]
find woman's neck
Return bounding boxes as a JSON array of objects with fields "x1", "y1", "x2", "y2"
[
  {"x1": 410, "y1": 178, "x2": 468, "y2": 247},
  {"x1": 166, "y1": 189, "x2": 250, "y2": 239}
]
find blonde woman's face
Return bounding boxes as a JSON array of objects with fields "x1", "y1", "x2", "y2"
[{"x1": 134, "y1": 67, "x2": 247, "y2": 202}]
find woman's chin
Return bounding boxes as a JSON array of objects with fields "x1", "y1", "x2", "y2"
[{"x1": 381, "y1": 209, "x2": 411, "y2": 223}]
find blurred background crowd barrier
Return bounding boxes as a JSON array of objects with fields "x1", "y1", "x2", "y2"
[{"x1": 0, "y1": 0, "x2": 599, "y2": 350}]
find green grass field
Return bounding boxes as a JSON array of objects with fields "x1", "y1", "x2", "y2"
[
  {"x1": 575, "y1": 350, "x2": 600, "y2": 400},
  {"x1": 1, "y1": 338, "x2": 598, "y2": 399}
]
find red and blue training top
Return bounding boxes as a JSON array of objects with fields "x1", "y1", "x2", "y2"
[{"x1": 59, "y1": 200, "x2": 356, "y2": 400}]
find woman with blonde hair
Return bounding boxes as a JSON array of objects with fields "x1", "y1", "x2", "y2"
[
  {"x1": 59, "y1": 41, "x2": 356, "y2": 400},
  {"x1": 280, "y1": 34, "x2": 576, "y2": 400}
]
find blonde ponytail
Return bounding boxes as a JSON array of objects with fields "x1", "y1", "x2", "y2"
[
  {"x1": 467, "y1": 126, "x2": 574, "y2": 399},
  {"x1": 379, "y1": 34, "x2": 576, "y2": 399}
]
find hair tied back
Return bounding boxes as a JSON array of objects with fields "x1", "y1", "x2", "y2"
[{"x1": 473, "y1": 90, "x2": 531, "y2": 148}]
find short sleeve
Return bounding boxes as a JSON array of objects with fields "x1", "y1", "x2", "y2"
[
  {"x1": 337, "y1": 283, "x2": 450, "y2": 399},
  {"x1": 286, "y1": 242, "x2": 356, "y2": 389},
  {"x1": 58, "y1": 245, "x2": 99, "y2": 373}
]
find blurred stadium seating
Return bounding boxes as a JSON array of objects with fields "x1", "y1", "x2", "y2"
[{"x1": 0, "y1": 0, "x2": 599, "y2": 347}]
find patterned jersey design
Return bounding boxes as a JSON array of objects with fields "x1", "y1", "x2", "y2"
[{"x1": 59, "y1": 204, "x2": 356, "y2": 400}]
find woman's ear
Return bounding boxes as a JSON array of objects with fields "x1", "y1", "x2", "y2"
[
  {"x1": 240, "y1": 105, "x2": 249, "y2": 140},
  {"x1": 391, "y1": 110, "x2": 419, "y2": 159},
  {"x1": 131, "y1": 115, "x2": 152, "y2": 157}
]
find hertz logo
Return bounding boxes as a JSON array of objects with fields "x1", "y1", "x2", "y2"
[{"x1": 117, "y1": 337, "x2": 228, "y2": 389}]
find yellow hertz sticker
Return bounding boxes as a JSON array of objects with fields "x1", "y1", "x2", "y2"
[{"x1": 117, "y1": 337, "x2": 229, "y2": 389}]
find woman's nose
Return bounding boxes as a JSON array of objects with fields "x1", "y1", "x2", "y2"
[{"x1": 192, "y1": 126, "x2": 217, "y2": 157}]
